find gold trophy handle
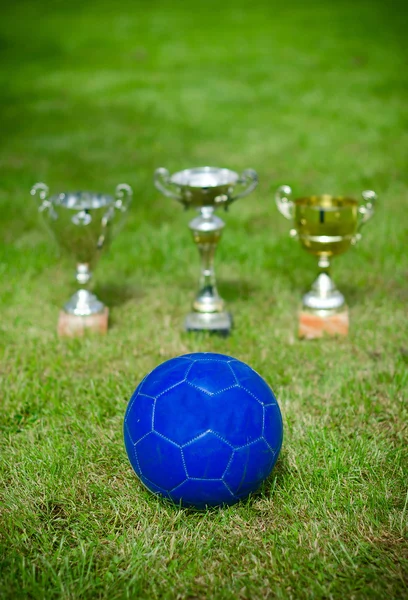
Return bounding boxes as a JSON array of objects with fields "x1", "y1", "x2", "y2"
[
  {"x1": 353, "y1": 190, "x2": 377, "y2": 244},
  {"x1": 154, "y1": 168, "x2": 183, "y2": 202},
  {"x1": 115, "y1": 183, "x2": 133, "y2": 212},
  {"x1": 275, "y1": 185, "x2": 294, "y2": 220},
  {"x1": 230, "y1": 169, "x2": 258, "y2": 202},
  {"x1": 358, "y1": 190, "x2": 377, "y2": 227},
  {"x1": 30, "y1": 182, "x2": 51, "y2": 212}
]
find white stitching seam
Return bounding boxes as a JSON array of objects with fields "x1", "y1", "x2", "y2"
[{"x1": 184, "y1": 380, "x2": 240, "y2": 396}]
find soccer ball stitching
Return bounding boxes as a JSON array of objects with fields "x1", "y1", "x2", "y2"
[
  {"x1": 226, "y1": 361, "x2": 240, "y2": 384},
  {"x1": 155, "y1": 379, "x2": 186, "y2": 399},
  {"x1": 221, "y1": 449, "x2": 236, "y2": 479},
  {"x1": 184, "y1": 379, "x2": 241, "y2": 396},
  {"x1": 181, "y1": 429, "x2": 234, "y2": 449}
]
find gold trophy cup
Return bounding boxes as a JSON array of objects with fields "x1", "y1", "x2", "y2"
[{"x1": 275, "y1": 186, "x2": 377, "y2": 337}]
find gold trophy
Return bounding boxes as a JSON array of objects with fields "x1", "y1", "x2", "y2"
[
  {"x1": 275, "y1": 186, "x2": 377, "y2": 338},
  {"x1": 154, "y1": 166, "x2": 258, "y2": 333}
]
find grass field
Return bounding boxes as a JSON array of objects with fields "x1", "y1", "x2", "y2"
[{"x1": 1, "y1": 0, "x2": 407, "y2": 598}]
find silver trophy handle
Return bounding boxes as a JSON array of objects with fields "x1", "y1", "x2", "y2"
[
  {"x1": 31, "y1": 182, "x2": 51, "y2": 212},
  {"x1": 275, "y1": 185, "x2": 294, "y2": 220},
  {"x1": 115, "y1": 183, "x2": 133, "y2": 212},
  {"x1": 154, "y1": 168, "x2": 183, "y2": 201},
  {"x1": 230, "y1": 169, "x2": 258, "y2": 202}
]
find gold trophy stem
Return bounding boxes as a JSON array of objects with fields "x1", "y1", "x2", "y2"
[{"x1": 317, "y1": 256, "x2": 330, "y2": 273}]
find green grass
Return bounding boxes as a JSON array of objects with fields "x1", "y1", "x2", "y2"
[{"x1": 1, "y1": 0, "x2": 407, "y2": 598}]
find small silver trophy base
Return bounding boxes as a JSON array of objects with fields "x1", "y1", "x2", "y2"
[
  {"x1": 185, "y1": 311, "x2": 232, "y2": 335},
  {"x1": 63, "y1": 289, "x2": 105, "y2": 316}
]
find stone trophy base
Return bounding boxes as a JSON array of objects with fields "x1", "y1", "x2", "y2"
[
  {"x1": 57, "y1": 308, "x2": 109, "y2": 338},
  {"x1": 185, "y1": 311, "x2": 232, "y2": 336},
  {"x1": 298, "y1": 307, "x2": 349, "y2": 339}
]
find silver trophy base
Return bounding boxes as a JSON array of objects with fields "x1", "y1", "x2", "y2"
[
  {"x1": 185, "y1": 311, "x2": 232, "y2": 334},
  {"x1": 63, "y1": 289, "x2": 105, "y2": 316},
  {"x1": 302, "y1": 273, "x2": 345, "y2": 312}
]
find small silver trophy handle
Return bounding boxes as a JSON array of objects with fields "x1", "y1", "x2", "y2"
[
  {"x1": 154, "y1": 168, "x2": 183, "y2": 202},
  {"x1": 115, "y1": 183, "x2": 133, "y2": 212},
  {"x1": 31, "y1": 182, "x2": 51, "y2": 212},
  {"x1": 275, "y1": 185, "x2": 294, "y2": 220},
  {"x1": 230, "y1": 169, "x2": 258, "y2": 202},
  {"x1": 100, "y1": 183, "x2": 133, "y2": 240}
]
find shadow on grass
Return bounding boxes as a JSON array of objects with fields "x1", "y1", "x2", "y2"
[
  {"x1": 341, "y1": 278, "x2": 408, "y2": 306},
  {"x1": 174, "y1": 276, "x2": 257, "y2": 301},
  {"x1": 94, "y1": 282, "x2": 144, "y2": 308},
  {"x1": 261, "y1": 451, "x2": 291, "y2": 497},
  {"x1": 219, "y1": 279, "x2": 257, "y2": 303},
  {"x1": 336, "y1": 283, "x2": 366, "y2": 308}
]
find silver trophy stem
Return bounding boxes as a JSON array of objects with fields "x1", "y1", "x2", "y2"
[
  {"x1": 192, "y1": 208, "x2": 224, "y2": 314},
  {"x1": 185, "y1": 207, "x2": 232, "y2": 332},
  {"x1": 302, "y1": 256, "x2": 345, "y2": 312},
  {"x1": 63, "y1": 263, "x2": 105, "y2": 316}
]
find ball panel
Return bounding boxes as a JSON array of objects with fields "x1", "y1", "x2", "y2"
[
  {"x1": 223, "y1": 439, "x2": 275, "y2": 495},
  {"x1": 139, "y1": 357, "x2": 192, "y2": 398},
  {"x1": 186, "y1": 360, "x2": 237, "y2": 395},
  {"x1": 182, "y1": 432, "x2": 233, "y2": 479},
  {"x1": 124, "y1": 423, "x2": 141, "y2": 477},
  {"x1": 229, "y1": 360, "x2": 277, "y2": 405},
  {"x1": 210, "y1": 387, "x2": 263, "y2": 447},
  {"x1": 136, "y1": 432, "x2": 186, "y2": 491},
  {"x1": 124, "y1": 393, "x2": 155, "y2": 444},
  {"x1": 263, "y1": 404, "x2": 284, "y2": 452},
  {"x1": 154, "y1": 382, "x2": 214, "y2": 446},
  {"x1": 169, "y1": 479, "x2": 237, "y2": 508}
]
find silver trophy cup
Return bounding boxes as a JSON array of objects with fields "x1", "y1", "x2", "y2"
[
  {"x1": 31, "y1": 182, "x2": 132, "y2": 318},
  {"x1": 154, "y1": 166, "x2": 258, "y2": 333}
]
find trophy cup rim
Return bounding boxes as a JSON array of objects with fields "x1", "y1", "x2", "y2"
[
  {"x1": 49, "y1": 190, "x2": 114, "y2": 210},
  {"x1": 294, "y1": 194, "x2": 358, "y2": 210},
  {"x1": 170, "y1": 166, "x2": 239, "y2": 189}
]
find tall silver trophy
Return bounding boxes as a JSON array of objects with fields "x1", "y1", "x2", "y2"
[
  {"x1": 154, "y1": 166, "x2": 258, "y2": 333},
  {"x1": 31, "y1": 182, "x2": 132, "y2": 335}
]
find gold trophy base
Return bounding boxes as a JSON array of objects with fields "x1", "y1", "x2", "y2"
[
  {"x1": 57, "y1": 308, "x2": 109, "y2": 338},
  {"x1": 298, "y1": 308, "x2": 349, "y2": 340}
]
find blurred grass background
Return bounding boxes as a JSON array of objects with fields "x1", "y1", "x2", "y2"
[{"x1": 0, "y1": 0, "x2": 407, "y2": 598}]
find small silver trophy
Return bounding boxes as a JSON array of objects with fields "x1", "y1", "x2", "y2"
[
  {"x1": 154, "y1": 166, "x2": 258, "y2": 333},
  {"x1": 31, "y1": 182, "x2": 132, "y2": 335}
]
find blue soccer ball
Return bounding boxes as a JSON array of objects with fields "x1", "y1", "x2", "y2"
[{"x1": 124, "y1": 352, "x2": 283, "y2": 508}]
